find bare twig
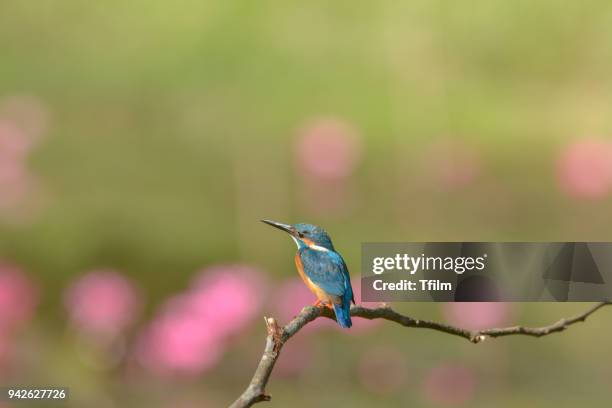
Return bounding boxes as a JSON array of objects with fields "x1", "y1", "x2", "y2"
[{"x1": 229, "y1": 301, "x2": 611, "y2": 408}]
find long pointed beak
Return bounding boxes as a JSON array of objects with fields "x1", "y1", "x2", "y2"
[{"x1": 261, "y1": 219, "x2": 295, "y2": 235}]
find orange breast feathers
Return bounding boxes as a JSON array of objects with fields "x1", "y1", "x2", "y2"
[{"x1": 294, "y1": 252, "x2": 331, "y2": 303}]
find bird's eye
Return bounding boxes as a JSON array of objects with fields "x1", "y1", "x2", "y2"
[{"x1": 298, "y1": 232, "x2": 305, "y2": 238}]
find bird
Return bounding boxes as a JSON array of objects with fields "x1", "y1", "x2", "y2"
[{"x1": 261, "y1": 219, "x2": 354, "y2": 328}]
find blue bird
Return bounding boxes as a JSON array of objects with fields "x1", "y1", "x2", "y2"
[{"x1": 262, "y1": 220, "x2": 354, "y2": 328}]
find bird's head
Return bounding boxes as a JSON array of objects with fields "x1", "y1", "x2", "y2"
[{"x1": 261, "y1": 219, "x2": 335, "y2": 251}]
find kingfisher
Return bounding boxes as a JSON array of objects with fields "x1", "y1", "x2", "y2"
[{"x1": 261, "y1": 220, "x2": 354, "y2": 328}]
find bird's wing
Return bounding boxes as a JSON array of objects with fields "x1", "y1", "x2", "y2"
[{"x1": 299, "y1": 248, "x2": 351, "y2": 298}]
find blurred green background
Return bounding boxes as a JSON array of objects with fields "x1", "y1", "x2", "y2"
[{"x1": 1, "y1": 1, "x2": 612, "y2": 407}]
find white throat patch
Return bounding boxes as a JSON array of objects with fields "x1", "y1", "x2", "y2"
[
  {"x1": 292, "y1": 236, "x2": 329, "y2": 252},
  {"x1": 309, "y1": 243, "x2": 329, "y2": 252},
  {"x1": 291, "y1": 236, "x2": 300, "y2": 249}
]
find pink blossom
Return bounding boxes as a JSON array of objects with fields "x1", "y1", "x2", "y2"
[
  {"x1": 423, "y1": 139, "x2": 481, "y2": 190},
  {"x1": 443, "y1": 302, "x2": 510, "y2": 331},
  {"x1": 136, "y1": 264, "x2": 266, "y2": 376},
  {"x1": 0, "y1": 263, "x2": 38, "y2": 334},
  {"x1": 557, "y1": 138, "x2": 612, "y2": 199},
  {"x1": 190, "y1": 264, "x2": 267, "y2": 337},
  {"x1": 358, "y1": 347, "x2": 408, "y2": 394},
  {"x1": 295, "y1": 117, "x2": 362, "y2": 182},
  {"x1": 422, "y1": 363, "x2": 477, "y2": 406},
  {"x1": 64, "y1": 270, "x2": 141, "y2": 337},
  {"x1": 136, "y1": 307, "x2": 223, "y2": 376}
]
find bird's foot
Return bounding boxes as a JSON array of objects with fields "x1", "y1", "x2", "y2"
[{"x1": 313, "y1": 300, "x2": 334, "y2": 310}]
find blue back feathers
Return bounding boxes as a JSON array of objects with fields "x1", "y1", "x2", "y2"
[{"x1": 297, "y1": 230, "x2": 354, "y2": 328}]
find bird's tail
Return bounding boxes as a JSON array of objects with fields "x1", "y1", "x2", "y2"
[{"x1": 333, "y1": 301, "x2": 352, "y2": 328}]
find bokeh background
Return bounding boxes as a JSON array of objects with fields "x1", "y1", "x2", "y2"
[{"x1": 2, "y1": 1, "x2": 612, "y2": 407}]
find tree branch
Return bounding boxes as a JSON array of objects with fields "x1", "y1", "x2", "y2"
[{"x1": 229, "y1": 301, "x2": 611, "y2": 408}]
